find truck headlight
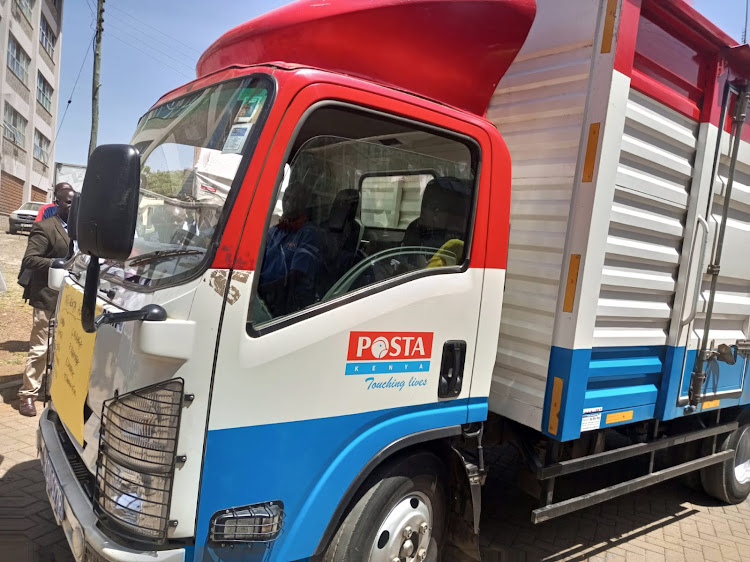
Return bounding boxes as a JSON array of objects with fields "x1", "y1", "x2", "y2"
[{"x1": 94, "y1": 379, "x2": 184, "y2": 543}]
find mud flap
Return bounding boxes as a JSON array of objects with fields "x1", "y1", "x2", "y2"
[{"x1": 446, "y1": 446, "x2": 483, "y2": 561}]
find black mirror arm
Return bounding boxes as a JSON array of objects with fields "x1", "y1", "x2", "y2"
[
  {"x1": 51, "y1": 253, "x2": 79, "y2": 270},
  {"x1": 94, "y1": 304, "x2": 168, "y2": 330},
  {"x1": 81, "y1": 258, "x2": 100, "y2": 333}
]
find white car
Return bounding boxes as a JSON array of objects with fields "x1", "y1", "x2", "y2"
[{"x1": 8, "y1": 201, "x2": 43, "y2": 234}]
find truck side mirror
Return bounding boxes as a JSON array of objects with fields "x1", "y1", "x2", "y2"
[{"x1": 78, "y1": 144, "x2": 141, "y2": 332}]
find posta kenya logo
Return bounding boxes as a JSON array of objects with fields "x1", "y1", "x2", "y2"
[{"x1": 345, "y1": 332, "x2": 433, "y2": 375}]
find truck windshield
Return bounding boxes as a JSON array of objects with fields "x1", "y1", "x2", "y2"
[{"x1": 92, "y1": 76, "x2": 271, "y2": 288}]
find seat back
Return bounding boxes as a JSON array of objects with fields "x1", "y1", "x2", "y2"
[{"x1": 403, "y1": 177, "x2": 472, "y2": 250}]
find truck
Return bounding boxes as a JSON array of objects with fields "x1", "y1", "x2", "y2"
[{"x1": 38, "y1": 0, "x2": 750, "y2": 560}]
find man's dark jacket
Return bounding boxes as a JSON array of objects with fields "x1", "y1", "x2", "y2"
[{"x1": 22, "y1": 216, "x2": 69, "y2": 311}]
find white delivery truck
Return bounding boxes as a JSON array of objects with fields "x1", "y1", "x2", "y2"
[{"x1": 38, "y1": 1, "x2": 750, "y2": 561}]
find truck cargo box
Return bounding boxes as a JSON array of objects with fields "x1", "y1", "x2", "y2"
[{"x1": 488, "y1": 0, "x2": 750, "y2": 440}]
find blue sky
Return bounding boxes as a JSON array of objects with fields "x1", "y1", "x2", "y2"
[
  {"x1": 54, "y1": 0, "x2": 288, "y2": 165},
  {"x1": 54, "y1": 0, "x2": 743, "y2": 166}
]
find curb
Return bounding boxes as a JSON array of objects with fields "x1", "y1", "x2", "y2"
[{"x1": 0, "y1": 378, "x2": 21, "y2": 403}]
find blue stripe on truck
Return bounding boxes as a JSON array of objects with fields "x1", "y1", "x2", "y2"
[
  {"x1": 541, "y1": 344, "x2": 750, "y2": 442},
  {"x1": 542, "y1": 345, "x2": 666, "y2": 441},
  {"x1": 193, "y1": 397, "x2": 487, "y2": 562}
]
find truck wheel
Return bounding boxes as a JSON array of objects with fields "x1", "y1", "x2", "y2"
[
  {"x1": 700, "y1": 423, "x2": 750, "y2": 504},
  {"x1": 9, "y1": 225, "x2": 17, "y2": 235},
  {"x1": 324, "y1": 451, "x2": 447, "y2": 562}
]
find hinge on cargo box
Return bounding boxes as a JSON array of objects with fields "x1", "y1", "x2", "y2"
[
  {"x1": 717, "y1": 59, "x2": 726, "y2": 77},
  {"x1": 707, "y1": 264, "x2": 720, "y2": 275},
  {"x1": 736, "y1": 339, "x2": 750, "y2": 357}
]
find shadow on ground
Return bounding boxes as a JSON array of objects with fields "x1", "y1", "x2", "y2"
[
  {"x1": 478, "y1": 444, "x2": 735, "y2": 561},
  {"x1": 0, "y1": 340, "x2": 30, "y2": 353},
  {"x1": 0, "y1": 458, "x2": 74, "y2": 562}
]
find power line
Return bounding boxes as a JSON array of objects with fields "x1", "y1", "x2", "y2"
[
  {"x1": 106, "y1": 32, "x2": 193, "y2": 79},
  {"x1": 106, "y1": 29, "x2": 194, "y2": 77},
  {"x1": 105, "y1": 20, "x2": 196, "y2": 72},
  {"x1": 105, "y1": 11, "x2": 198, "y2": 67},
  {"x1": 50, "y1": 32, "x2": 96, "y2": 157},
  {"x1": 108, "y1": 3, "x2": 203, "y2": 56},
  {"x1": 84, "y1": 0, "x2": 95, "y2": 17}
]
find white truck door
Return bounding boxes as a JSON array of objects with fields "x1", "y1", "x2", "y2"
[{"x1": 194, "y1": 88, "x2": 496, "y2": 561}]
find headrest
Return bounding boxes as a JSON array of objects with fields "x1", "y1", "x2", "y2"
[
  {"x1": 328, "y1": 189, "x2": 359, "y2": 232},
  {"x1": 420, "y1": 177, "x2": 472, "y2": 228}
]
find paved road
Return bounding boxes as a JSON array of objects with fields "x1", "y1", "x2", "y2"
[
  {"x1": 479, "y1": 445, "x2": 750, "y2": 561},
  {"x1": 0, "y1": 400, "x2": 73, "y2": 561}
]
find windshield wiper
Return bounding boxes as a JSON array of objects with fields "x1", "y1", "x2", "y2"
[{"x1": 127, "y1": 249, "x2": 204, "y2": 267}]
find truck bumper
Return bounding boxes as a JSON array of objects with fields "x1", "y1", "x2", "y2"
[{"x1": 37, "y1": 406, "x2": 186, "y2": 562}]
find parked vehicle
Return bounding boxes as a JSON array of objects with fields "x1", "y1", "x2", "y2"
[
  {"x1": 8, "y1": 201, "x2": 43, "y2": 234},
  {"x1": 38, "y1": 1, "x2": 750, "y2": 561}
]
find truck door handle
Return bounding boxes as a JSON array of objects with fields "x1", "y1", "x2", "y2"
[{"x1": 438, "y1": 340, "x2": 466, "y2": 398}]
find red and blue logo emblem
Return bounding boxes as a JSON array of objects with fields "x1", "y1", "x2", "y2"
[{"x1": 346, "y1": 331, "x2": 433, "y2": 375}]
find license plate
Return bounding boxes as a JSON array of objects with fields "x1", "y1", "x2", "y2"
[{"x1": 41, "y1": 442, "x2": 65, "y2": 523}]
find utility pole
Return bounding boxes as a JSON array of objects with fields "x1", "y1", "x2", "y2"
[{"x1": 88, "y1": 0, "x2": 105, "y2": 158}]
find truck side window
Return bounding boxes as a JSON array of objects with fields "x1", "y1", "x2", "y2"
[{"x1": 249, "y1": 106, "x2": 477, "y2": 327}]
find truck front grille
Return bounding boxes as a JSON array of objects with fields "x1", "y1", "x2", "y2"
[{"x1": 52, "y1": 410, "x2": 95, "y2": 500}]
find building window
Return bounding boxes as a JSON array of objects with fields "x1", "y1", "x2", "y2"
[
  {"x1": 40, "y1": 16, "x2": 57, "y2": 58},
  {"x1": 34, "y1": 129, "x2": 50, "y2": 163},
  {"x1": 7, "y1": 34, "x2": 31, "y2": 84},
  {"x1": 37, "y1": 73, "x2": 53, "y2": 112},
  {"x1": 15, "y1": 0, "x2": 34, "y2": 22},
  {"x1": 4, "y1": 104, "x2": 28, "y2": 147}
]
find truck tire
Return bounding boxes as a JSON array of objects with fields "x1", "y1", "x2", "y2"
[
  {"x1": 324, "y1": 451, "x2": 447, "y2": 562},
  {"x1": 9, "y1": 225, "x2": 17, "y2": 235},
  {"x1": 700, "y1": 423, "x2": 750, "y2": 504}
]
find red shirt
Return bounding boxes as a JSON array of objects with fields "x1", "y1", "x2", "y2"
[{"x1": 35, "y1": 202, "x2": 55, "y2": 221}]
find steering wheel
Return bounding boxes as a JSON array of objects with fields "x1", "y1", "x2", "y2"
[{"x1": 323, "y1": 245, "x2": 458, "y2": 301}]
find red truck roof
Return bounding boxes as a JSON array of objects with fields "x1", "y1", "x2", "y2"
[{"x1": 196, "y1": 0, "x2": 536, "y2": 117}]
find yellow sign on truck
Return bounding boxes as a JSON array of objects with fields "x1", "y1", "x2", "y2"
[{"x1": 50, "y1": 284, "x2": 100, "y2": 445}]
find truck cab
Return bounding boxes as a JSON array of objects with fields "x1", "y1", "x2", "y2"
[
  {"x1": 38, "y1": 1, "x2": 750, "y2": 560},
  {"x1": 38, "y1": 1, "x2": 534, "y2": 560}
]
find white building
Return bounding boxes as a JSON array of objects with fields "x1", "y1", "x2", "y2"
[{"x1": 0, "y1": 0, "x2": 63, "y2": 215}]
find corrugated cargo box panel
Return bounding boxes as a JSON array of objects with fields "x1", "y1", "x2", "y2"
[{"x1": 487, "y1": 0, "x2": 600, "y2": 430}]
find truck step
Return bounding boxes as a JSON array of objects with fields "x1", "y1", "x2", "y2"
[
  {"x1": 537, "y1": 421, "x2": 738, "y2": 480},
  {"x1": 531, "y1": 449, "x2": 734, "y2": 523}
]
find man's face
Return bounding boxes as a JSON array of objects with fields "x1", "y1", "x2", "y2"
[
  {"x1": 164, "y1": 205, "x2": 186, "y2": 227},
  {"x1": 56, "y1": 189, "x2": 75, "y2": 222}
]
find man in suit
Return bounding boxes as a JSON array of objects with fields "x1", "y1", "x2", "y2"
[{"x1": 18, "y1": 184, "x2": 74, "y2": 417}]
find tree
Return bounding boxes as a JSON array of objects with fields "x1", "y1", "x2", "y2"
[{"x1": 141, "y1": 166, "x2": 191, "y2": 197}]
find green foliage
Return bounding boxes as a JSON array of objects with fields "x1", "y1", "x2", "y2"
[{"x1": 141, "y1": 166, "x2": 191, "y2": 196}]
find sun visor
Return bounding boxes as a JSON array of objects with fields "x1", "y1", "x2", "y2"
[{"x1": 197, "y1": 0, "x2": 537, "y2": 117}]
